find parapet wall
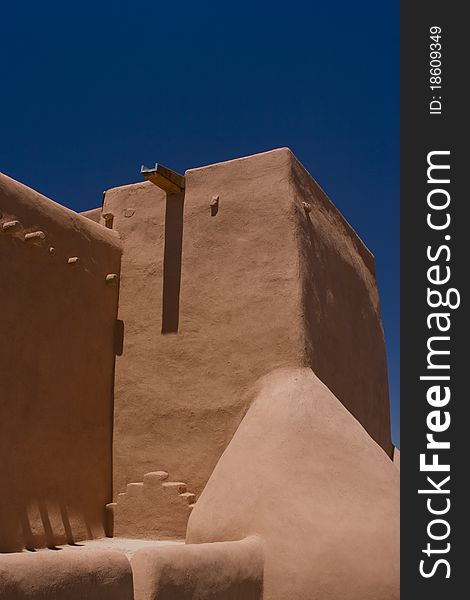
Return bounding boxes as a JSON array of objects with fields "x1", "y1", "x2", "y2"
[{"x1": 0, "y1": 173, "x2": 122, "y2": 552}]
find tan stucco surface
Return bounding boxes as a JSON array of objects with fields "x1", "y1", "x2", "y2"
[
  {"x1": 290, "y1": 155, "x2": 393, "y2": 455},
  {"x1": 106, "y1": 148, "x2": 392, "y2": 510},
  {"x1": 0, "y1": 173, "x2": 121, "y2": 552},
  {"x1": 81, "y1": 207, "x2": 103, "y2": 224},
  {"x1": 186, "y1": 368, "x2": 399, "y2": 600},
  {"x1": 131, "y1": 537, "x2": 263, "y2": 600},
  {"x1": 0, "y1": 149, "x2": 398, "y2": 599},
  {"x1": 105, "y1": 150, "x2": 304, "y2": 501},
  {"x1": 0, "y1": 549, "x2": 133, "y2": 600}
]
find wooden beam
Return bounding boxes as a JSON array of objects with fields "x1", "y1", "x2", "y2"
[{"x1": 141, "y1": 163, "x2": 185, "y2": 194}]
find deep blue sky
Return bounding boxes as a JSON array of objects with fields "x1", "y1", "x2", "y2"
[{"x1": 1, "y1": 1, "x2": 400, "y2": 445}]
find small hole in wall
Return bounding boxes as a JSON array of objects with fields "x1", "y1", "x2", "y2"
[
  {"x1": 210, "y1": 196, "x2": 219, "y2": 217},
  {"x1": 103, "y1": 214, "x2": 114, "y2": 229}
]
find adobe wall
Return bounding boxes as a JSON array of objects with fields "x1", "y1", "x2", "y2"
[
  {"x1": 186, "y1": 368, "x2": 399, "y2": 600},
  {"x1": 0, "y1": 173, "x2": 121, "y2": 552},
  {"x1": 104, "y1": 149, "x2": 304, "y2": 499},
  {"x1": 0, "y1": 549, "x2": 133, "y2": 600},
  {"x1": 290, "y1": 154, "x2": 393, "y2": 454},
  {"x1": 81, "y1": 207, "x2": 103, "y2": 224},
  {"x1": 105, "y1": 148, "x2": 392, "y2": 504}
]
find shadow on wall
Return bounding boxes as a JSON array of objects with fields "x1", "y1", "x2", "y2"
[
  {"x1": 0, "y1": 497, "x2": 99, "y2": 553},
  {"x1": 161, "y1": 192, "x2": 185, "y2": 334},
  {"x1": 114, "y1": 320, "x2": 125, "y2": 357},
  {"x1": 299, "y1": 204, "x2": 392, "y2": 455}
]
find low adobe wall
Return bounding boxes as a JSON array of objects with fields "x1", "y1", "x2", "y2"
[
  {"x1": 0, "y1": 549, "x2": 133, "y2": 600},
  {"x1": 0, "y1": 173, "x2": 121, "y2": 552},
  {"x1": 131, "y1": 537, "x2": 263, "y2": 600}
]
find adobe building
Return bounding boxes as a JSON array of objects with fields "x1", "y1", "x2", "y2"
[{"x1": 0, "y1": 149, "x2": 399, "y2": 599}]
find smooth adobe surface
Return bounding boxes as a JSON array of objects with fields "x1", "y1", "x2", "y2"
[
  {"x1": 106, "y1": 149, "x2": 392, "y2": 526},
  {"x1": 0, "y1": 173, "x2": 121, "y2": 552},
  {"x1": 105, "y1": 149, "x2": 304, "y2": 501},
  {"x1": 131, "y1": 537, "x2": 263, "y2": 600},
  {"x1": 81, "y1": 207, "x2": 102, "y2": 224},
  {"x1": 0, "y1": 149, "x2": 398, "y2": 598},
  {"x1": 187, "y1": 368, "x2": 399, "y2": 600},
  {"x1": 0, "y1": 549, "x2": 133, "y2": 600},
  {"x1": 289, "y1": 154, "x2": 392, "y2": 455}
]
